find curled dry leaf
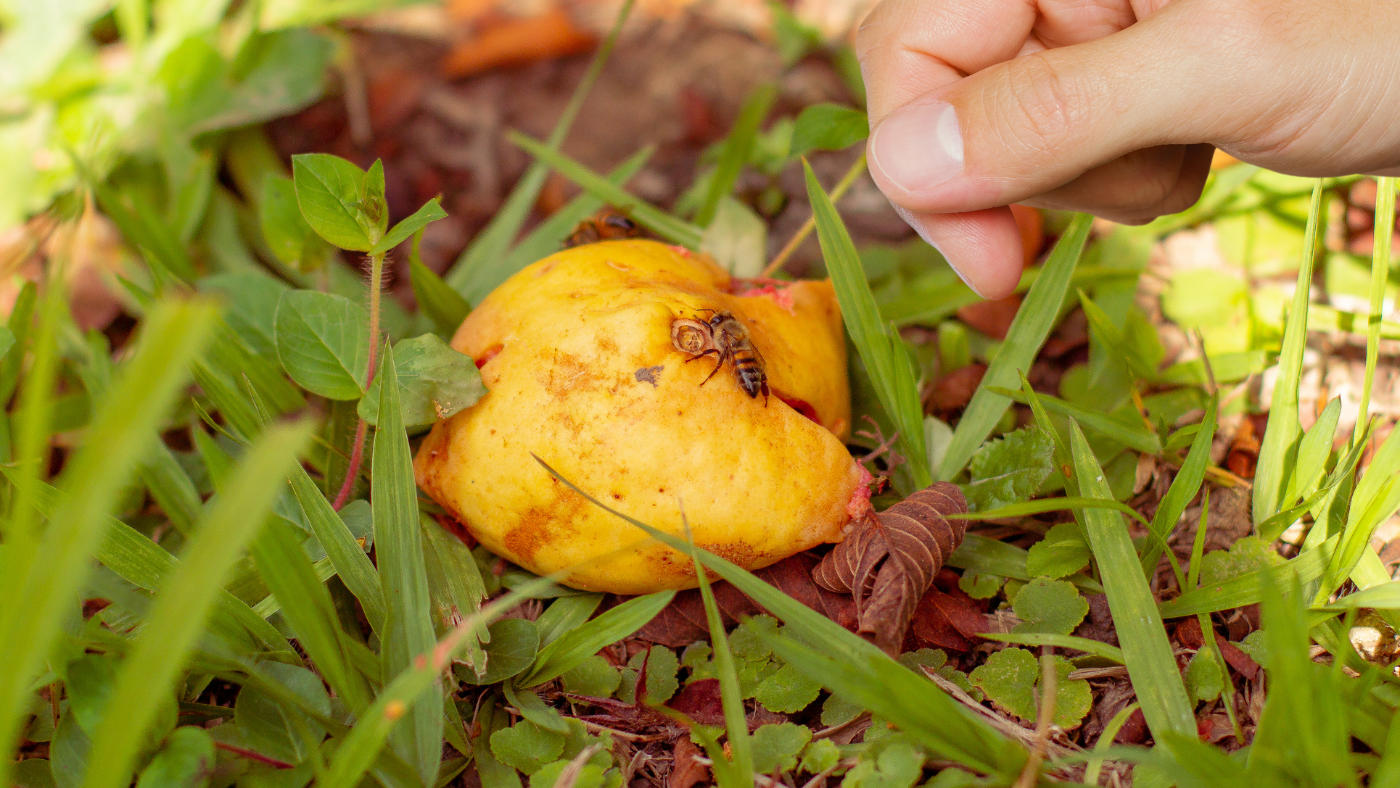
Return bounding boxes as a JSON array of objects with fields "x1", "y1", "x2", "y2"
[{"x1": 813, "y1": 482, "x2": 969, "y2": 655}]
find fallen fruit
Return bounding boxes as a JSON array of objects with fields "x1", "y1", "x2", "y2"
[{"x1": 414, "y1": 239, "x2": 861, "y2": 593}]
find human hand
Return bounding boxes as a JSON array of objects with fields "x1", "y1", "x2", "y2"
[{"x1": 858, "y1": 0, "x2": 1400, "y2": 298}]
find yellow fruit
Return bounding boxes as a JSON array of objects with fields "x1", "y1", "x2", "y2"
[{"x1": 414, "y1": 239, "x2": 862, "y2": 594}]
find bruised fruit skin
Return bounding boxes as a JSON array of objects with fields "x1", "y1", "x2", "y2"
[{"x1": 414, "y1": 239, "x2": 860, "y2": 594}]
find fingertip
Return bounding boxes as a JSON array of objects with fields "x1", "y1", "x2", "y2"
[{"x1": 894, "y1": 206, "x2": 1024, "y2": 300}]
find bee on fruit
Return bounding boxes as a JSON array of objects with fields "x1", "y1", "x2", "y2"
[
  {"x1": 671, "y1": 310, "x2": 769, "y2": 402},
  {"x1": 565, "y1": 211, "x2": 643, "y2": 247}
]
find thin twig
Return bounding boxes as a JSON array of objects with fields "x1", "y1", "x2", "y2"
[
  {"x1": 214, "y1": 742, "x2": 295, "y2": 769},
  {"x1": 760, "y1": 153, "x2": 867, "y2": 278}
]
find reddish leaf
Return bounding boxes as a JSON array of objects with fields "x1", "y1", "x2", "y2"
[
  {"x1": 927, "y1": 364, "x2": 986, "y2": 414},
  {"x1": 956, "y1": 296, "x2": 1021, "y2": 342},
  {"x1": 668, "y1": 735, "x2": 709, "y2": 788},
  {"x1": 668, "y1": 679, "x2": 724, "y2": 726}
]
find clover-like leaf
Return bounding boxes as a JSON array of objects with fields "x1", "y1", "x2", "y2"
[
  {"x1": 962, "y1": 426, "x2": 1056, "y2": 512},
  {"x1": 969, "y1": 648, "x2": 1091, "y2": 729},
  {"x1": 751, "y1": 723, "x2": 812, "y2": 775},
  {"x1": 799, "y1": 738, "x2": 840, "y2": 775},
  {"x1": 560, "y1": 655, "x2": 621, "y2": 698},
  {"x1": 274, "y1": 290, "x2": 370, "y2": 400},
  {"x1": 754, "y1": 663, "x2": 822, "y2": 714},
  {"x1": 490, "y1": 720, "x2": 564, "y2": 775},
  {"x1": 1025, "y1": 522, "x2": 1092, "y2": 579},
  {"x1": 618, "y1": 645, "x2": 679, "y2": 704},
  {"x1": 1011, "y1": 577, "x2": 1089, "y2": 636},
  {"x1": 1198, "y1": 535, "x2": 1285, "y2": 587},
  {"x1": 957, "y1": 571, "x2": 1004, "y2": 599},
  {"x1": 1185, "y1": 648, "x2": 1224, "y2": 703},
  {"x1": 358, "y1": 334, "x2": 486, "y2": 428},
  {"x1": 840, "y1": 740, "x2": 923, "y2": 788}
]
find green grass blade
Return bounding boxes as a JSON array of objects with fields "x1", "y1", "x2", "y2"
[
  {"x1": 1068, "y1": 421, "x2": 1195, "y2": 738},
  {"x1": 940, "y1": 214, "x2": 1093, "y2": 480},
  {"x1": 289, "y1": 466, "x2": 386, "y2": 634},
  {"x1": 1321, "y1": 425, "x2": 1400, "y2": 600},
  {"x1": 1354, "y1": 176, "x2": 1396, "y2": 447},
  {"x1": 1160, "y1": 534, "x2": 1339, "y2": 618},
  {"x1": 683, "y1": 525, "x2": 752, "y2": 783},
  {"x1": 139, "y1": 442, "x2": 204, "y2": 536},
  {"x1": 694, "y1": 83, "x2": 777, "y2": 226},
  {"x1": 499, "y1": 148, "x2": 653, "y2": 283},
  {"x1": 508, "y1": 133, "x2": 704, "y2": 249},
  {"x1": 518, "y1": 590, "x2": 675, "y2": 687},
  {"x1": 0, "y1": 298, "x2": 219, "y2": 787},
  {"x1": 250, "y1": 514, "x2": 375, "y2": 713},
  {"x1": 945, "y1": 497, "x2": 1148, "y2": 526},
  {"x1": 371, "y1": 342, "x2": 443, "y2": 784},
  {"x1": 1254, "y1": 180, "x2": 1325, "y2": 527},
  {"x1": 83, "y1": 421, "x2": 312, "y2": 788},
  {"x1": 803, "y1": 159, "x2": 929, "y2": 486},
  {"x1": 1140, "y1": 396, "x2": 1217, "y2": 573},
  {"x1": 983, "y1": 390, "x2": 1161, "y2": 457},
  {"x1": 533, "y1": 456, "x2": 1021, "y2": 771},
  {"x1": 447, "y1": 0, "x2": 637, "y2": 296}
]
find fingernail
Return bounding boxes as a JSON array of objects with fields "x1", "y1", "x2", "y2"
[{"x1": 870, "y1": 102, "x2": 964, "y2": 192}]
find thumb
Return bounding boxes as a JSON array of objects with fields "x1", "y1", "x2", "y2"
[{"x1": 867, "y1": 12, "x2": 1206, "y2": 215}]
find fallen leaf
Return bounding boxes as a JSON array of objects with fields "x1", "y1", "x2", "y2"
[
  {"x1": 668, "y1": 734, "x2": 709, "y2": 788},
  {"x1": 812, "y1": 483, "x2": 969, "y2": 655},
  {"x1": 667, "y1": 679, "x2": 724, "y2": 726},
  {"x1": 442, "y1": 10, "x2": 598, "y2": 78},
  {"x1": 926, "y1": 363, "x2": 986, "y2": 414},
  {"x1": 1225, "y1": 416, "x2": 1259, "y2": 479},
  {"x1": 957, "y1": 296, "x2": 1021, "y2": 341}
]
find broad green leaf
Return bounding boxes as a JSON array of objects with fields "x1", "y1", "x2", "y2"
[
  {"x1": 1010, "y1": 577, "x2": 1088, "y2": 636},
  {"x1": 490, "y1": 721, "x2": 564, "y2": 775},
  {"x1": 84, "y1": 421, "x2": 312, "y2": 788},
  {"x1": 0, "y1": 300, "x2": 218, "y2": 788},
  {"x1": 962, "y1": 426, "x2": 1055, "y2": 512},
  {"x1": 1025, "y1": 523, "x2": 1090, "y2": 579},
  {"x1": 371, "y1": 343, "x2": 442, "y2": 784},
  {"x1": 750, "y1": 723, "x2": 811, "y2": 775},
  {"x1": 409, "y1": 242, "x2": 471, "y2": 336},
  {"x1": 699, "y1": 197, "x2": 767, "y2": 277},
  {"x1": 840, "y1": 741, "x2": 923, "y2": 788},
  {"x1": 372, "y1": 198, "x2": 447, "y2": 255},
  {"x1": 459, "y1": 618, "x2": 540, "y2": 685},
  {"x1": 940, "y1": 214, "x2": 1092, "y2": 480},
  {"x1": 789, "y1": 103, "x2": 868, "y2": 156},
  {"x1": 507, "y1": 133, "x2": 703, "y2": 249},
  {"x1": 805, "y1": 159, "x2": 929, "y2": 486},
  {"x1": 1183, "y1": 650, "x2": 1223, "y2": 703},
  {"x1": 969, "y1": 649, "x2": 1090, "y2": 729},
  {"x1": 1069, "y1": 421, "x2": 1195, "y2": 738},
  {"x1": 421, "y1": 514, "x2": 487, "y2": 673},
  {"x1": 559, "y1": 656, "x2": 620, "y2": 698},
  {"x1": 135, "y1": 727, "x2": 214, "y2": 788},
  {"x1": 753, "y1": 663, "x2": 822, "y2": 714},
  {"x1": 292, "y1": 154, "x2": 377, "y2": 251},
  {"x1": 234, "y1": 662, "x2": 330, "y2": 764},
  {"x1": 184, "y1": 31, "x2": 334, "y2": 135},
  {"x1": 618, "y1": 646, "x2": 679, "y2": 704},
  {"x1": 359, "y1": 334, "x2": 486, "y2": 428},
  {"x1": 519, "y1": 591, "x2": 675, "y2": 687},
  {"x1": 695, "y1": 82, "x2": 777, "y2": 227},
  {"x1": 1254, "y1": 181, "x2": 1324, "y2": 527},
  {"x1": 260, "y1": 174, "x2": 321, "y2": 268},
  {"x1": 503, "y1": 682, "x2": 569, "y2": 734},
  {"x1": 274, "y1": 290, "x2": 371, "y2": 400},
  {"x1": 1198, "y1": 536, "x2": 1285, "y2": 588}
]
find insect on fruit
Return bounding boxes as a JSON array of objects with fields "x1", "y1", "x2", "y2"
[
  {"x1": 565, "y1": 210, "x2": 644, "y2": 247},
  {"x1": 671, "y1": 310, "x2": 770, "y2": 403}
]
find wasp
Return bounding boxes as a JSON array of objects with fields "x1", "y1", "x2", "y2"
[
  {"x1": 670, "y1": 310, "x2": 769, "y2": 402},
  {"x1": 564, "y1": 210, "x2": 643, "y2": 247}
]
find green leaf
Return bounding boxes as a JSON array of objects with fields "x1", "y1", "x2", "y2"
[
  {"x1": 534, "y1": 594, "x2": 604, "y2": 648},
  {"x1": 260, "y1": 174, "x2": 321, "y2": 268},
  {"x1": 618, "y1": 646, "x2": 679, "y2": 705},
  {"x1": 940, "y1": 214, "x2": 1092, "y2": 480},
  {"x1": 507, "y1": 133, "x2": 703, "y2": 249},
  {"x1": 789, "y1": 104, "x2": 868, "y2": 157},
  {"x1": 359, "y1": 334, "x2": 486, "y2": 428},
  {"x1": 135, "y1": 728, "x2": 213, "y2": 788},
  {"x1": 503, "y1": 682, "x2": 569, "y2": 734},
  {"x1": 1140, "y1": 397, "x2": 1217, "y2": 573},
  {"x1": 754, "y1": 663, "x2": 822, "y2": 714},
  {"x1": 1323, "y1": 421, "x2": 1400, "y2": 598},
  {"x1": 800, "y1": 739, "x2": 840, "y2": 775},
  {"x1": 958, "y1": 571, "x2": 1004, "y2": 599},
  {"x1": 805, "y1": 159, "x2": 929, "y2": 487},
  {"x1": 1011, "y1": 577, "x2": 1088, "y2": 636},
  {"x1": 1283, "y1": 396, "x2": 1341, "y2": 510},
  {"x1": 695, "y1": 82, "x2": 777, "y2": 227},
  {"x1": 1069, "y1": 421, "x2": 1195, "y2": 738},
  {"x1": 699, "y1": 197, "x2": 767, "y2": 277},
  {"x1": 491, "y1": 721, "x2": 564, "y2": 775},
  {"x1": 288, "y1": 468, "x2": 386, "y2": 634},
  {"x1": 962, "y1": 426, "x2": 1055, "y2": 512},
  {"x1": 291, "y1": 154, "x2": 377, "y2": 251},
  {"x1": 421, "y1": 514, "x2": 487, "y2": 644},
  {"x1": 1025, "y1": 523, "x2": 1091, "y2": 579},
  {"x1": 373, "y1": 198, "x2": 448, "y2": 255},
  {"x1": 559, "y1": 655, "x2": 621, "y2": 698},
  {"x1": 371, "y1": 342, "x2": 443, "y2": 785},
  {"x1": 459, "y1": 618, "x2": 540, "y2": 685},
  {"x1": 409, "y1": 244, "x2": 472, "y2": 336},
  {"x1": 0, "y1": 299, "x2": 218, "y2": 788},
  {"x1": 1254, "y1": 181, "x2": 1325, "y2": 527},
  {"x1": 1183, "y1": 649, "x2": 1223, "y2": 704},
  {"x1": 1198, "y1": 536, "x2": 1286, "y2": 588},
  {"x1": 750, "y1": 723, "x2": 811, "y2": 775},
  {"x1": 987, "y1": 386, "x2": 1161, "y2": 455},
  {"x1": 969, "y1": 649, "x2": 1091, "y2": 729},
  {"x1": 519, "y1": 591, "x2": 675, "y2": 687},
  {"x1": 274, "y1": 290, "x2": 371, "y2": 400},
  {"x1": 51, "y1": 713, "x2": 91, "y2": 788},
  {"x1": 234, "y1": 663, "x2": 330, "y2": 764}
]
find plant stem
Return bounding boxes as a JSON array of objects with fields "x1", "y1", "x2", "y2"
[
  {"x1": 333, "y1": 251, "x2": 386, "y2": 510},
  {"x1": 760, "y1": 152, "x2": 866, "y2": 279}
]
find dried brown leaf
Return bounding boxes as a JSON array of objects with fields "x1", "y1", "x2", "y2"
[{"x1": 813, "y1": 482, "x2": 968, "y2": 655}]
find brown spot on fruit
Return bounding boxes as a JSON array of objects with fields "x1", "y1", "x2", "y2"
[
  {"x1": 634, "y1": 365, "x2": 664, "y2": 387},
  {"x1": 698, "y1": 542, "x2": 758, "y2": 567}
]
